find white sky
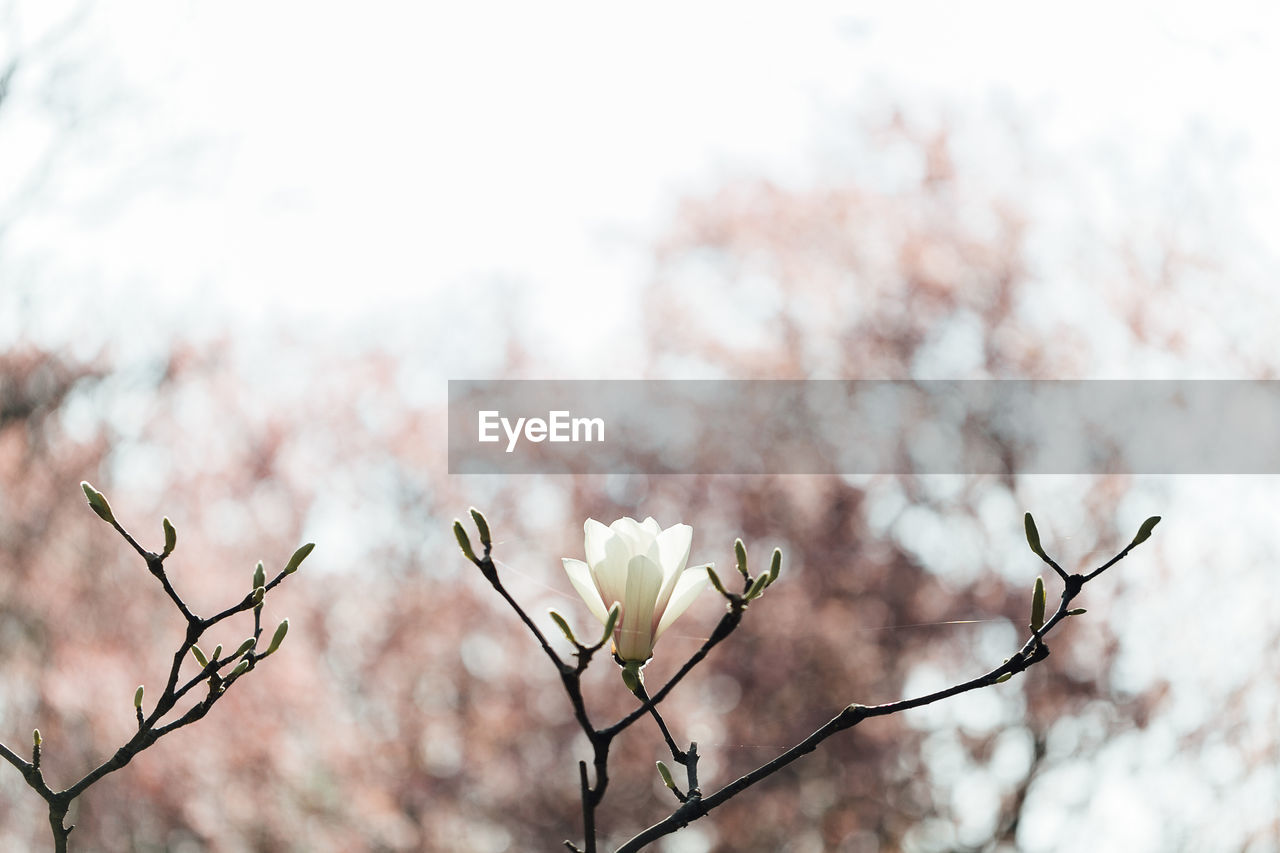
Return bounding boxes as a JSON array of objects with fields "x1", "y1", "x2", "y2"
[{"x1": 4, "y1": 0, "x2": 1278, "y2": 369}]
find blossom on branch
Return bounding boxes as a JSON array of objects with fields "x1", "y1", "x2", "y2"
[{"x1": 562, "y1": 517, "x2": 710, "y2": 663}]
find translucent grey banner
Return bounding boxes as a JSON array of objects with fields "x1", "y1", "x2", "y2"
[{"x1": 447, "y1": 380, "x2": 1280, "y2": 475}]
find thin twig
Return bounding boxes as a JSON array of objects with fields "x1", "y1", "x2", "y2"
[
  {"x1": 0, "y1": 493, "x2": 307, "y2": 851},
  {"x1": 613, "y1": 567, "x2": 1097, "y2": 852}
]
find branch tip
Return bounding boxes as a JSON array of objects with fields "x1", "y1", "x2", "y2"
[{"x1": 469, "y1": 507, "x2": 492, "y2": 549}]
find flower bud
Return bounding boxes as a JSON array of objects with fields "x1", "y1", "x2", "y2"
[
  {"x1": 191, "y1": 645, "x2": 209, "y2": 667},
  {"x1": 162, "y1": 517, "x2": 177, "y2": 557},
  {"x1": 766, "y1": 548, "x2": 782, "y2": 587},
  {"x1": 134, "y1": 685, "x2": 144, "y2": 709},
  {"x1": 33, "y1": 729, "x2": 41, "y2": 748},
  {"x1": 549, "y1": 610, "x2": 578, "y2": 645},
  {"x1": 734, "y1": 538, "x2": 748, "y2": 579},
  {"x1": 232, "y1": 638, "x2": 256, "y2": 659},
  {"x1": 1067, "y1": 608, "x2": 1087, "y2": 616},
  {"x1": 252, "y1": 586, "x2": 265, "y2": 606},
  {"x1": 706, "y1": 565, "x2": 728, "y2": 596},
  {"x1": 745, "y1": 572, "x2": 768, "y2": 601},
  {"x1": 81, "y1": 481, "x2": 115, "y2": 524},
  {"x1": 995, "y1": 672, "x2": 1013, "y2": 684},
  {"x1": 469, "y1": 507, "x2": 492, "y2": 549},
  {"x1": 620, "y1": 660, "x2": 643, "y2": 693},
  {"x1": 264, "y1": 619, "x2": 289, "y2": 656},
  {"x1": 656, "y1": 761, "x2": 677, "y2": 790},
  {"x1": 1029, "y1": 576, "x2": 1046, "y2": 632},
  {"x1": 1024, "y1": 512, "x2": 1047, "y2": 559},
  {"x1": 229, "y1": 659, "x2": 251, "y2": 679},
  {"x1": 1129, "y1": 516, "x2": 1161, "y2": 548},
  {"x1": 600, "y1": 602, "x2": 621, "y2": 647},
  {"x1": 252, "y1": 561, "x2": 266, "y2": 590},
  {"x1": 211, "y1": 644, "x2": 223, "y2": 661},
  {"x1": 453, "y1": 521, "x2": 478, "y2": 562},
  {"x1": 283, "y1": 542, "x2": 315, "y2": 575}
]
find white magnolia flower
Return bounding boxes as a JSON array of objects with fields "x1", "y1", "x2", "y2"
[{"x1": 562, "y1": 517, "x2": 711, "y2": 663}]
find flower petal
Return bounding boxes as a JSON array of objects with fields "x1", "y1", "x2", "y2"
[
  {"x1": 655, "y1": 523, "x2": 692, "y2": 577},
  {"x1": 616, "y1": 554, "x2": 663, "y2": 662},
  {"x1": 562, "y1": 558, "x2": 610, "y2": 625},
  {"x1": 584, "y1": 519, "x2": 612, "y2": 567},
  {"x1": 583, "y1": 519, "x2": 631, "y2": 609},
  {"x1": 652, "y1": 523, "x2": 693, "y2": 615},
  {"x1": 654, "y1": 563, "x2": 710, "y2": 640},
  {"x1": 609, "y1": 517, "x2": 647, "y2": 554},
  {"x1": 592, "y1": 551, "x2": 629, "y2": 618},
  {"x1": 639, "y1": 518, "x2": 665, "y2": 566}
]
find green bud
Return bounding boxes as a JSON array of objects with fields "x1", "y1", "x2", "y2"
[
  {"x1": 33, "y1": 729, "x2": 41, "y2": 748},
  {"x1": 600, "y1": 602, "x2": 620, "y2": 647},
  {"x1": 549, "y1": 610, "x2": 578, "y2": 644},
  {"x1": 1130, "y1": 516, "x2": 1161, "y2": 547},
  {"x1": 620, "y1": 660, "x2": 643, "y2": 693},
  {"x1": 81, "y1": 481, "x2": 115, "y2": 524},
  {"x1": 995, "y1": 672, "x2": 1013, "y2": 684},
  {"x1": 229, "y1": 659, "x2": 250, "y2": 679},
  {"x1": 191, "y1": 645, "x2": 209, "y2": 667},
  {"x1": 134, "y1": 685, "x2": 144, "y2": 709},
  {"x1": 766, "y1": 548, "x2": 782, "y2": 586},
  {"x1": 162, "y1": 517, "x2": 177, "y2": 557},
  {"x1": 1067, "y1": 608, "x2": 1087, "y2": 616},
  {"x1": 734, "y1": 538, "x2": 748, "y2": 579},
  {"x1": 211, "y1": 644, "x2": 223, "y2": 662},
  {"x1": 264, "y1": 619, "x2": 289, "y2": 655},
  {"x1": 283, "y1": 542, "x2": 315, "y2": 575},
  {"x1": 252, "y1": 561, "x2": 265, "y2": 590},
  {"x1": 232, "y1": 638, "x2": 256, "y2": 659},
  {"x1": 454, "y1": 521, "x2": 477, "y2": 562},
  {"x1": 706, "y1": 565, "x2": 728, "y2": 596},
  {"x1": 1024, "y1": 512, "x2": 1047, "y2": 559},
  {"x1": 469, "y1": 507, "x2": 491, "y2": 549},
  {"x1": 745, "y1": 572, "x2": 768, "y2": 601},
  {"x1": 656, "y1": 761, "x2": 676, "y2": 790},
  {"x1": 1030, "y1": 576, "x2": 1046, "y2": 632},
  {"x1": 252, "y1": 586, "x2": 265, "y2": 606}
]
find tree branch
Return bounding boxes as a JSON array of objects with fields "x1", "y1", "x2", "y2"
[
  {"x1": 0, "y1": 486, "x2": 310, "y2": 850},
  {"x1": 614, "y1": 558, "x2": 1109, "y2": 852}
]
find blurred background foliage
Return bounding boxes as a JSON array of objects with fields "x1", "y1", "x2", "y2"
[{"x1": 2, "y1": 2, "x2": 1279, "y2": 852}]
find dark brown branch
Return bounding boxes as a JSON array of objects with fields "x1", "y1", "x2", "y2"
[
  {"x1": 613, "y1": 564, "x2": 1097, "y2": 852},
  {"x1": 0, "y1": 494, "x2": 307, "y2": 851},
  {"x1": 463, "y1": 510, "x2": 1148, "y2": 853},
  {"x1": 603, "y1": 606, "x2": 743, "y2": 738},
  {"x1": 462, "y1": 519, "x2": 759, "y2": 853},
  {"x1": 632, "y1": 684, "x2": 687, "y2": 766}
]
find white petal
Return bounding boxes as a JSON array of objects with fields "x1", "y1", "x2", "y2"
[
  {"x1": 584, "y1": 519, "x2": 612, "y2": 567},
  {"x1": 611, "y1": 516, "x2": 644, "y2": 535},
  {"x1": 655, "y1": 524, "x2": 693, "y2": 577},
  {"x1": 616, "y1": 554, "x2": 662, "y2": 661},
  {"x1": 638, "y1": 523, "x2": 663, "y2": 568},
  {"x1": 640, "y1": 517, "x2": 663, "y2": 536},
  {"x1": 592, "y1": 546, "x2": 629, "y2": 616},
  {"x1": 610, "y1": 517, "x2": 648, "y2": 556},
  {"x1": 586, "y1": 519, "x2": 630, "y2": 607},
  {"x1": 651, "y1": 524, "x2": 693, "y2": 616},
  {"x1": 562, "y1": 558, "x2": 609, "y2": 625},
  {"x1": 654, "y1": 563, "x2": 710, "y2": 640}
]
